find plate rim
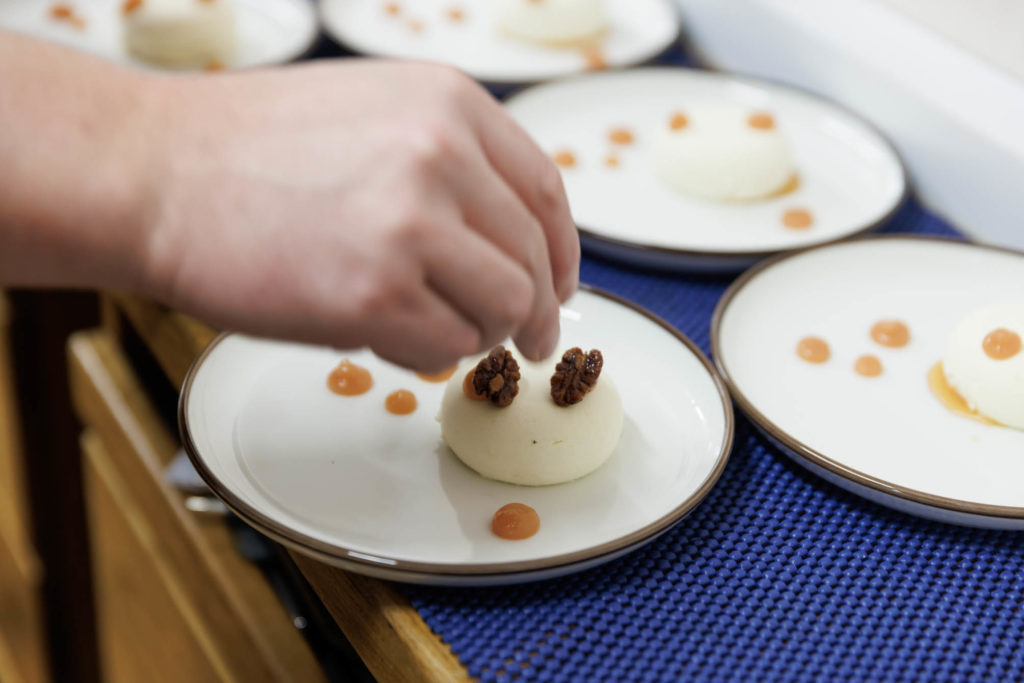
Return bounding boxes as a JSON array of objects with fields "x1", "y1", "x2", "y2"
[
  {"x1": 316, "y1": 0, "x2": 681, "y2": 86},
  {"x1": 504, "y1": 65, "x2": 911, "y2": 261},
  {"x1": 710, "y1": 233, "x2": 1024, "y2": 520},
  {"x1": 178, "y1": 284, "x2": 736, "y2": 578}
]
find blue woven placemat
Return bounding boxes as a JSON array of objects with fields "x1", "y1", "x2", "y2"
[{"x1": 402, "y1": 201, "x2": 1024, "y2": 682}]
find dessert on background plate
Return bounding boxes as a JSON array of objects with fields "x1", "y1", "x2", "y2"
[
  {"x1": 652, "y1": 104, "x2": 796, "y2": 202},
  {"x1": 934, "y1": 302, "x2": 1024, "y2": 430},
  {"x1": 496, "y1": 0, "x2": 607, "y2": 46},
  {"x1": 440, "y1": 345, "x2": 623, "y2": 487},
  {"x1": 122, "y1": 0, "x2": 236, "y2": 69}
]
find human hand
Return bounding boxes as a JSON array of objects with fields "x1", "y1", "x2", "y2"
[{"x1": 137, "y1": 60, "x2": 579, "y2": 372}]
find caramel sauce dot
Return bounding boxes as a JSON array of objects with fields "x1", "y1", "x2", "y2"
[
  {"x1": 608, "y1": 128, "x2": 634, "y2": 145},
  {"x1": 204, "y1": 60, "x2": 226, "y2": 72},
  {"x1": 581, "y1": 47, "x2": 606, "y2": 71},
  {"x1": 604, "y1": 155, "x2": 620, "y2": 168},
  {"x1": 871, "y1": 320, "x2": 910, "y2": 348},
  {"x1": 327, "y1": 360, "x2": 373, "y2": 396},
  {"x1": 748, "y1": 112, "x2": 776, "y2": 130},
  {"x1": 384, "y1": 2, "x2": 400, "y2": 16},
  {"x1": 553, "y1": 150, "x2": 576, "y2": 168},
  {"x1": 50, "y1": 4, "x2": 73, "y2": 19},
  {"x1": 462, "y1": 370, "x2": 486, "y2": 401},
  {"x1": 782, "y1": 208, "x2": 813, "y2": 229},
  {"x1": 122, "y1": 0, "x2": 142, "y2": 14},
  {"x1": 416, "y1": 366, "x2": 457, "y2": 382},
  {"x1": 491, "y1": 503, "x2": 540, "y2": 540},
  {"x1": 983, "y1": 328, "x2": 1021, "y2": 360},
  {"x1": 408, "y1": 19, "x2": 424, "y2": 32},
  {"x1": 385, "y1": 389, "x2": 417, "y2": 415},
  {"x1": 447, "y1": 6, "x2": 464, "y2": 21},
  {"x1": 928, "y1": 363, "x2": 1000, "y2": 426},
  {"x1": 854, "y1": 355, "x2": 883, "y2": 377},
  {"x1": 668, "y1": 112, "x2": 689, "y2": 131},
  {"x1": 796, "y1": 337, "x2": 830, "y2": 363}
]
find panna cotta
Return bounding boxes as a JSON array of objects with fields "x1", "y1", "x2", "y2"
[
  {"x1": 653, "y1": 105, "x2": 796, "y2": 201},
  {"x1": 941, "y1": 303, "x2": 1024, "y2": 430},
  {"x1": 122, "y1": 0, "x2": 236, "y2": 69},
  {"x1": 440, "y1": 347, "x2": 623, "y2": 486},
  {"x1": 496, "y1": 0, "x2": 608, "y2": 47}
]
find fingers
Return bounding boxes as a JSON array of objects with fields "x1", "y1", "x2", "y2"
[
  {"x1": 366, "y1": 285, "x2": 482, "y2": 373},
  {"x1": 422, "y1": 226, "x2": 535, "y2": 352},
  {"x1": 461, "y1": 89, "x2": 581, "y2": 303},
  {"x1": 440, "y1": 144, "x2": 562, "y2": 361}
]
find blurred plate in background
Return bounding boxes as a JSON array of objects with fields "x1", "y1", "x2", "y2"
[
  {"x1": 0, "y1": 0, "x2": 317, "y2": 69},
  {"x1": 505, "y1": 68, "x2": 907, "y2": 273},
  {"x1": 319, "y1": 0, "x2": 679, "y2": 85}
]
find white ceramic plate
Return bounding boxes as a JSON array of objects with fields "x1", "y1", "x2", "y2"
[
  {"x1": 713, "y1": 236, "x2": 1024, "y2": 528},
  {"x1": 505, "y1": 68, "x2": 908, "y2": 273},
  {"x1": 180, "y1": 288, "x2": 734, "y2": 585},
  {"x1": 0, "y1": 0, "x2": 317, "y2": 69},
  {"x1": 318, "y1": 0, "x2": 678, "y2": 85}
]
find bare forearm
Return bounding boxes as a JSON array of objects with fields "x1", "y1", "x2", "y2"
[{"x1": 0, "y1": 30, "x2": 152, "y2": 289}]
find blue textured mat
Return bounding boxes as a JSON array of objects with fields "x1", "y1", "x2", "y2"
[{"x1": 403, "y1": 203, "x2": 1024, "y2": 681}]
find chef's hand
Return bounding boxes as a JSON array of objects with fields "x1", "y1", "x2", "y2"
[
  {"x1": 142, "y1": 60, "x2": 579, "y2": 371},
  {"x1": 0, "y1": 32, "x2": 579, "y2": 372}
]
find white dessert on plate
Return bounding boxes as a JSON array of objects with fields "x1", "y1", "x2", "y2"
[
  {"x1": 653, "y1": 104, "x2": 796, "y2": 202},
  {"x1": 439, "y1": 347, "x2": 623, "y2": 486},
  {"x1": 941, "y1": 303, "x2": 1024, "y2": 430},
  {"x1": 122, "y1": 0, "x2": 236, "y2": 69},
  {"x1": 496, "y1": 0, "x2": 608, "y2": 47}
]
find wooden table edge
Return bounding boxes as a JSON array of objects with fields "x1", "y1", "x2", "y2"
[{"x1": 105, "y1": 292, "x2": 470, "y2": 683}]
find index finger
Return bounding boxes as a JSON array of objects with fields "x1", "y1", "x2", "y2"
[{"x1": 463, "y1": 89, "x2": 581, "y2": 303}]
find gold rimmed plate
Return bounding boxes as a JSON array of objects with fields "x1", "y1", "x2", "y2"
[
  {"x1": 713, "y1": 235, "x2": 1024, "y2": 528},
  {"x1": 180, "y1": 287, "x2": 734, "y2": 585}
]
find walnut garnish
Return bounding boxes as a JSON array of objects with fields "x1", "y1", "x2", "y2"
[
  {"x1": 550, "y1": 348, "x2": 603, "y2": 406},
  {"x1": 471, "y1": 345, "x2": 520, "y2": 407}
]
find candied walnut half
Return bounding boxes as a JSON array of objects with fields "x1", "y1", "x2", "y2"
[
  {"x1": 471, "y1": 345, "x2": 520, "y2": 407},
  {"x1": 550, "y1": 348, "x2": 603, "y2": 406}
]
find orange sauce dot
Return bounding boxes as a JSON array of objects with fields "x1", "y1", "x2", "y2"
[
  {"x1": 854, "y1": 355, "x2": 883, "y2": 377},
  {"x1": 608, "y1": 127, "x2": 634, "y2": 145},
  {"x1": 385, "y1": 389, "x2": 417, "y2": 415},
  {"x1": 416, "y1": 366, "x2": 457, "y2": 383},
  {"x1": 122, "y1": 0, "x2": 142, "y2": 14},
  {"x1": 384, "y1": 2, "x2": 401, "y2": 16},
  {"x1": 748, "y1": 112, "x2": 776, "y2": 130},
  {"x1": 871, "y1": 320, "x2": 910, "y2": 348},
  {"x1": 327, "y1": 360, "x2": 373, "y2": 396},
  {"x1": 408, "y1": 19, "x2": 424, "y2": 32},
  {"x1": 203, "y1": 60, "x2": 226, "y2": 72},
  {"x1": 983, "y1": 328, "x2": 1021, "y2": 360},
  {"x1": 50, "y1": 4, "x2": 73, "y2": 19},
  {"x1": 604, "y1": 155, "x2": 620, "y2": 168},
  {"x1": 581, "y1": 47, "x2": 606, "y2": 71},
  {"x1": 669, "y1": 112, "x2": 689, "y2": 131},
  {"x1": 553, "y1": 150, "x2": 576, "y2": 168},
  {"x1": 782, "y1": 208, "x2": 813, "y2": 229},
  {"x1": 796, "y1": 336, "x2": 830, "y2": 364},
  {"x1": 447, "y1": 6, "x2": 464, "y2": 21},
  {"x1": 491, "y1": 503, "x2": 540, "y2": 540},
  {"x1": 462, "y1": 370, "x2": 486, "y2": 401}
]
